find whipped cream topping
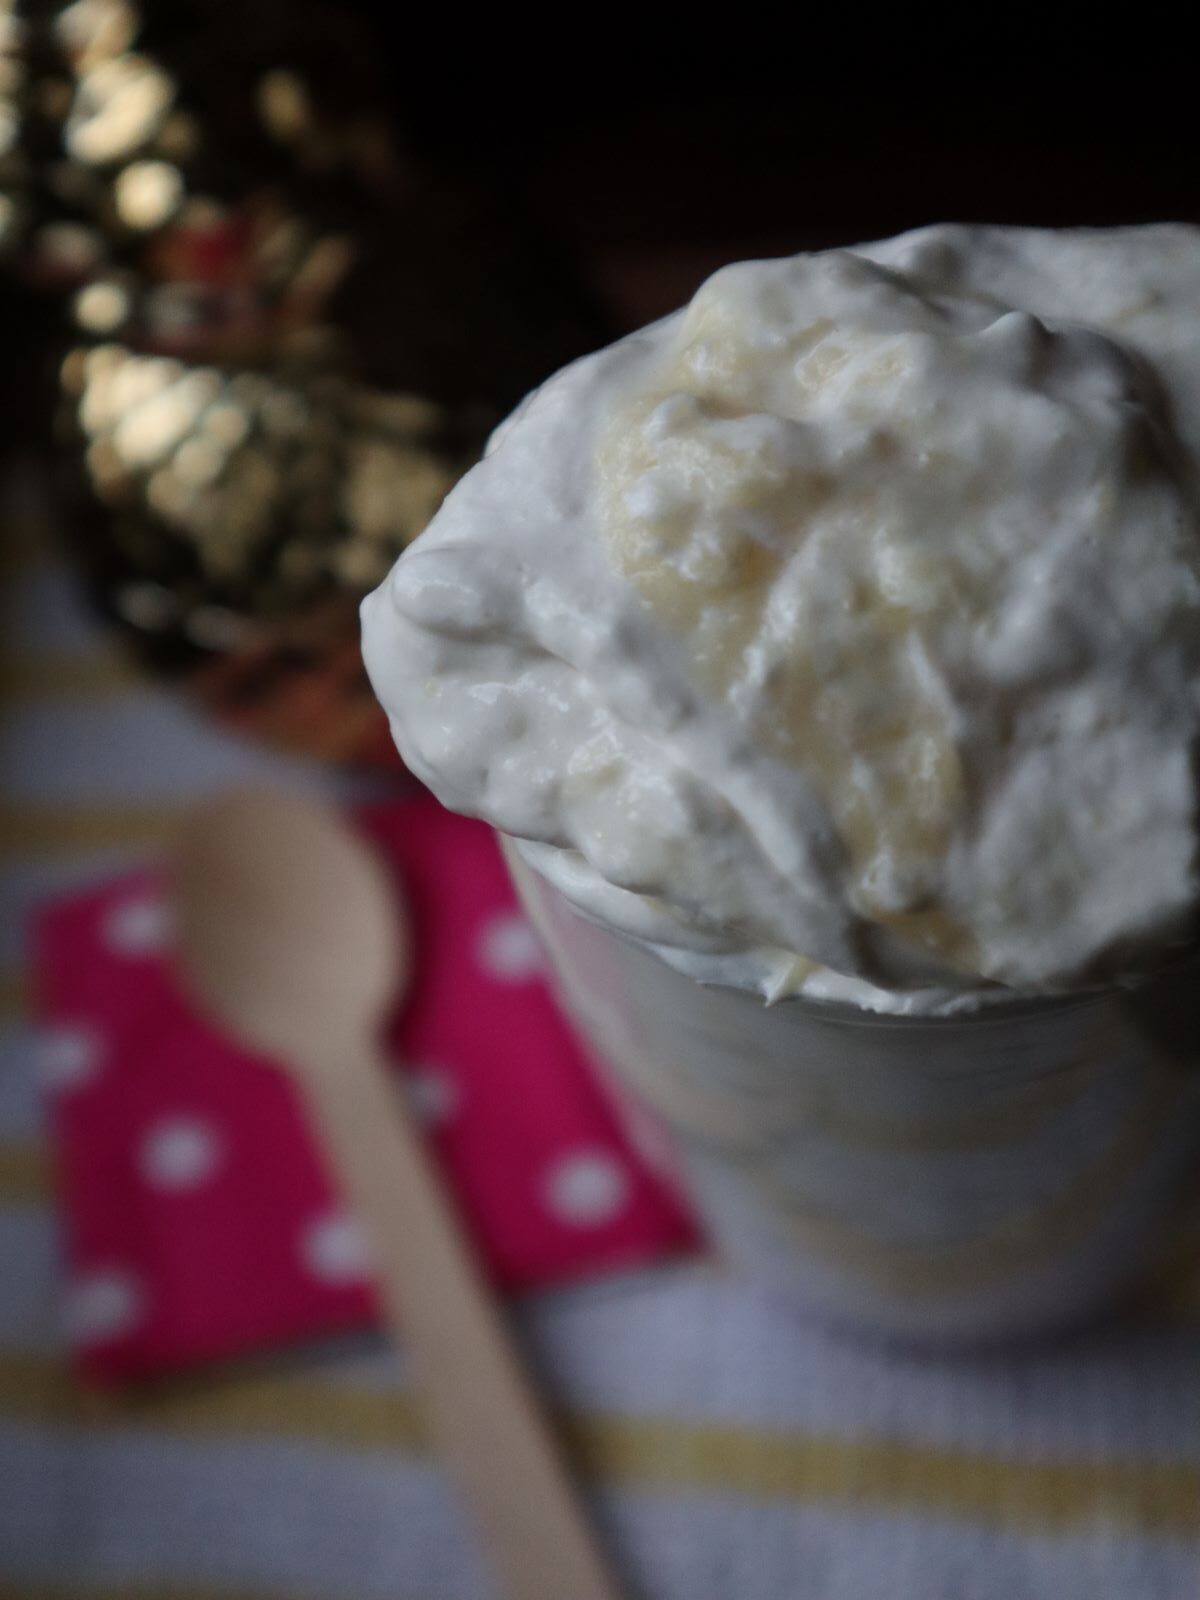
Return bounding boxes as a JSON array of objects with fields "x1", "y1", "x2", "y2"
[{"x1": 362, "y1": 225, "x2": 1200, "y2": 1010}]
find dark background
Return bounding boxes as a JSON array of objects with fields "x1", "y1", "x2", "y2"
[
  {"x1": 357, "y1": 22, "x2": 1199, "y2": 326},
  {"x1": 5, "y1": 6, "x2": 1195, "y2": 526}
]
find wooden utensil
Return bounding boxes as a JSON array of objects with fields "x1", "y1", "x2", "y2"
[{"x1": 173, "y1": 789, "x2": 623, "y2": 1600}]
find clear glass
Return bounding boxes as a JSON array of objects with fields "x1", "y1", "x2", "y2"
[{"x1": 505, "y1": 837, "x2": 1200, "y2": 1344}]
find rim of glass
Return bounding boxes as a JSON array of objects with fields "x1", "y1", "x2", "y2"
[{"x1": 502, "y1": 834, "x2": 1197, "y2": 1032}]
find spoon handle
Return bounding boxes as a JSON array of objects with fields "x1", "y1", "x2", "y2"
[{"x1": 300, "y1": 1046, "x2": 625, "y2": 1600}]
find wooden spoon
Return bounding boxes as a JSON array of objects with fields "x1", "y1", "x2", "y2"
[{"x1": 173, "y1": 789, "x2": 623, "y2": 1600}]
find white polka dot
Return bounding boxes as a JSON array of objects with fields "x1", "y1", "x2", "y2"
[
  {"x1": 543, "y1": 1149, "x2": 632, "y2": 1228},
  {"x1": 406, "y1": 1065, "x2": 461, "y2": 1127},
  {"x1": 64, "y1": 1269, "x2": 144, "y2": 1345},
  {"x1": 139, "y1": 1116, "x2": 223, "y2": 1191},
  {"x1": 39, "y1": 1026, "x2": 103, "y2": 1093},
  {"x1": 476, "y1": 912, "x2": 544, "y2": 982},
  {"x1": 301, "y1": 1210, "x2": 373, "y2": 1285},
  {"x1": 104, "y1": 893, "x2": 174, "y2": 956}
]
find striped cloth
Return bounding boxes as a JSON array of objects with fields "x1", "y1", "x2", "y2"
[{"x1": 2, "y1": 460, "x2": 1199, "y2": 1600}]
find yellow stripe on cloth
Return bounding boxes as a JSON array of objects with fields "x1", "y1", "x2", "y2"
[
  {"x1": 0, "y1": 1354, "x2": 430, "y2": 1451},
  {"x1": 0, "y1": 649, "x2": 144, "y2": 704},
  {"x1": 0, "y1": 1355, "x2": 1197, "y2": 1538},
  {"x1": 0, "y1": 969, "x2": 26, "y2": 1024},
  {"x1": 0, "y1": 1583, "x2": 318, "y2": 1600},
  {"x1": 575, "y1": 1417, "x2": 1200, "y2": 1538},
  {"x1": 0, "y1": 802, "x2": 184, "y2": 858},
  {"x1": 0, "y1": 1140, "x2": 48, "y2": 1202}
]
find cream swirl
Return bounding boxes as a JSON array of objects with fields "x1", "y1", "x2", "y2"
[{"x1": 362, "y1": 225, "x2": 1200, "y2": 1008}]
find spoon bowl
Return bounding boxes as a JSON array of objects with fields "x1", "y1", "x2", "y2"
[{"x1": 175, "y1": 789, "x2": 406, "y2": 1068}]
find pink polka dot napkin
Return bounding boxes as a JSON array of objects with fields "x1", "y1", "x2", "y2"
[{"x1": 30, "y1": 794, "x2": 700, "y2": 1386}]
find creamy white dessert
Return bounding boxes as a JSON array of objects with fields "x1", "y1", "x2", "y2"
[{"x1": 362, "y1": 225, "x2": 1200, "y2": 1011}]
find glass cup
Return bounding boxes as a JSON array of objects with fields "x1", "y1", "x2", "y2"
[{"x1": 504, "y1": 838, "x2": 1200, "y2": 1343}]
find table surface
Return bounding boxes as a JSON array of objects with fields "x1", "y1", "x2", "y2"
[{"x1": 2, "y1": 460, "x2": 1199, "y2": 1600}]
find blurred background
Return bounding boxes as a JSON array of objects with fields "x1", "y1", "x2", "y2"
[
  {"x1": 3, "y1": 6, "x2": 1199, "y2": 1599},
  {"x1": 3, "y1": 2, "x2": 1198, "y2": 764}
]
